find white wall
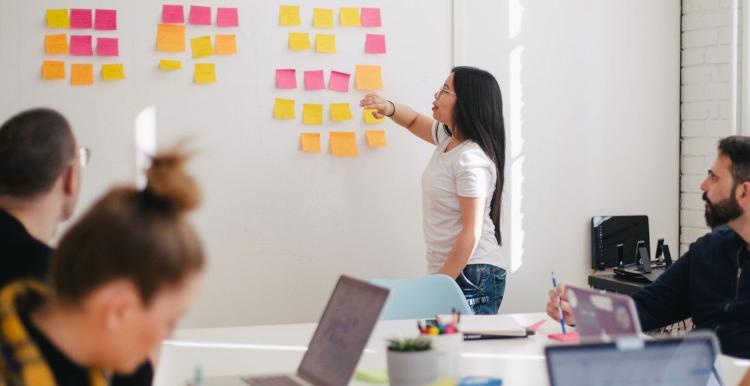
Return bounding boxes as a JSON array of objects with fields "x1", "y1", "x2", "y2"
[{"x1": 455, "y1": 0, "x2": 680, "y2": 313}]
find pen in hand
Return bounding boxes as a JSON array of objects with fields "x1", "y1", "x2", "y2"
[{"x1": 551, "y1": 272, "x2": 567, "y2": 334}]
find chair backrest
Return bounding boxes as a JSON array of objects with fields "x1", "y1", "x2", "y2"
[{"x1": 370, "y1": 274, "x2": 474, "y2": 320}]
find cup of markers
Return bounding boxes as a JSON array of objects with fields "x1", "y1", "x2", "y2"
[{"x1": 418, "y1": 312, "x2": 462, "y2": 380}]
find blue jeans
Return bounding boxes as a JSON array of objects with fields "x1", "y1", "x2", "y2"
[{"x1": 455, "y1": 264, "x2": 507, "y2": 315}]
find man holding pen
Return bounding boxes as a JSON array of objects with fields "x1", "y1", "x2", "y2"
[{"x1": 546, "y1": 136, "x2": 750, "y2": 359}]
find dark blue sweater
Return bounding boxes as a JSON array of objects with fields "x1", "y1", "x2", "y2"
[{"x1": 632, "y1": 228, "x2": 750, "y2": 358}]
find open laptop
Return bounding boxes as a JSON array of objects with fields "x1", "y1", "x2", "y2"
[
  {"x1": 545, "y1": 332, "x2": 724, "y2": 386},
  {"x1": 566, "y1": 285, "x2": 642, "y2": 341},
  {"x1": 204, "y1": 275, "x2": 389, "y2": 386}
]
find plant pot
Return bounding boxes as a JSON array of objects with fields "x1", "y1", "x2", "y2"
[{"x1": 387, "y1": 349, "x2": 438, "y2": 386}]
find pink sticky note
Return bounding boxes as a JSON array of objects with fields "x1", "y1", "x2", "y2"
[
  {"x1": 70, "y1": 9, "x2": 92, "y2": 29},
  {"x1": 189, "y1": 6, "x2": 212, "y2": 25},
  {"x1": 304, "y1": 70, "x2": 325, "y2": 90},
  {"x1": 365, "y1": 34, "x2": 386, "y2": 54},
  {"x1": 70, "y1": 35, "x2": 93, "y2": 56},
  {"x1": 328, "y1": 71, "x2": 350, "y2": 92},
  {"x1": 548, "y1": 332, "x2": 579, "y2": 343},
  {"x1": 94, "y1": 9, "x2": 117, "y2": 30},
  {"x1": 162, "y1": 4, "x2": 185, "y2": 23},
  {"x1": 96, "y1": 37, "x2": 119, "y2": 56},
  {"x1": 275, "y1": 69, "x2": 297, "y2": 89},
  {"x1": 217, "y1": 7, "x2": 239, "y2": 27},
  {"x1": 361, "y1": 7, "x2": 381, "y2": 27}
]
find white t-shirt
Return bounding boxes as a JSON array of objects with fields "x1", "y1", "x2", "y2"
[{"x1": 422, "y1": 122, "x2": 506, "y2": 274}]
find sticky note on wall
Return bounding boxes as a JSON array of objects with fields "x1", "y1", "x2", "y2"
[
  {"x1": 328, "y1": 71, "x2": 350, "y2": 92},
  {"x1": 46, "y1": 9, "x2": 70, "y2": 29},
  {"x1": 159, "y1": 59, "x2": 182, "y2": 70},
  {"x1": 70, "y1": 9, "x2": 92, "y2": 29},
  {"x1": 361, "y1": 8, "x2": 382, "y2": 27},
  {"x1": 217, "y1": 7, "x2": 239, "y2": 27},
  {"x1": 303, "y1": 104, "x2": 323, "y2": 125},
  {"x1": 365, "y1": 34, "x2": 386, "y2": 54},
  {"x1": 189, "y1": 6, "x2": 212, "y2": 25},
  {"x1": 355, "y1": 65, "x2": 382, "y2": 90},
  {"x1": 96, "y1": 37, "x2": 119, "y2": 56},
  {"x1": 329, "y1": 132, "x2": 358, "y2": 157},
  {"x1": 366, "y1": 130, "x2": 387, "y2": 148},
  {"x1": 156, "y1": 24, "x2": 185, "y2": 52},
  {"x1": 273, "y1": 98, "x2": 295, "y2": 119},
  {"x1": 101, "y1": 64, "x2": 125, "y2": 80},
  {"x1": 45, "y1": 34, "x2": 68, "y2": 55},
  {"x1": 364, "y1": 109, "x2": 385, "y2": 123},
  {"x1": 330, "y1": 103, "x2": 353, "y2": 121},
  {"x1": 279, "y1": 5, "x2": 300, "y2": 26},
  {"x1": 340, "y1": 8, "x2": 360, "y2": 26},
  {"x1": 71, "y1": 63, "x2": 93, "y2": 85},
  {"x1": 70, "y1": 35, "x2": 93, "y2": 56},
  {"x1": 304, "y1": 70, "x2": 324, "y2": 90},
  {"x1": 315, "y1": 34, "x2": 336, "y2": 53},
  {"x1": 191, "y1": 36, "x2": 214, "y2": 58},
  {"x1": 215, "y1": 34, "x2": 237, "y2": 55},
  {"x1": 94, "y1": 9, "x2": 117, "y2": 30},
  {"x1": 300, "y1": 133, "x2": 321, "y2": 153},
  {"x1": 162, "y1": 4, "x2": 184, "y2": 23},
  {"x1": 313, "y1": 8, "x2": 333, "y2": 28},
  {"x1": 194, "y1": 63, "x2": 216, "y2": 84},
  {"x1": 288, "y1": 32, "x2": 310, "y2": 51},
  {"x1": 42, "y1": 61, "x2": 66, "y2": 80},
  {"x1": 275, "y1": 69, "x2": 297, "y2": 89}
]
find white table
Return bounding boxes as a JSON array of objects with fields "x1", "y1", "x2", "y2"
[{"x1": 153, "y1": 313, "x2": 750, "y2": 386}]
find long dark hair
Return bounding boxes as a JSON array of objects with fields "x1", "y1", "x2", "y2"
[{"x1": 444, "y1": 66, "x2": 506, "y2": 245}]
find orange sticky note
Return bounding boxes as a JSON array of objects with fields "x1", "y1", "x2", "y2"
[
  {"x1": 70, "y1": 63, "x2": 93, "y2": 85},
  {"x1": 279, "y1": 5, "x2": 300, "y2": 26},
  {"x1": 329, "y1": 131, "x2": 358, "y2": 157},
  {"x1": 46, "y1": 9, "x2": 70, "y2": 29},
  {"x1": 273, "y1": 98, "x2": 295, "y2": 119},
  {"x1": 330, "y1": 103, "x2": 352, "y2": 121},
  {"x1": 366, "y1": 130, "x2": 387, "y2": 148},
  {"x1": 45, "y1": 34, "x2": 68, "y2": 55},
  {"x1": 302, "y1": 104, "x2": 323, "y2": 125},
  {"x1": 191, "y1": 36, "x2": 214, "y2": 58},
  {"x1": 340, "y1": 8, "x2": 360, "y2": 26},
  {"x1": 156, "y1": 24, "x2": 185, "y2": 52},
  {"x1": 215, "y1": 34, "x2": 237, "y2": 55},
  {"x1": 194, "y1": 63, "x2": 216, "y2": 84},
  {"x1": 289, "y1": 32, "x2": 310, "y2": 51},
  {"x1": 300, "y1": 133, "x2": 321, "y2": 153},
  {"x1": 364, "y1": 109, "x2": 384, "y2": 123},
  {"x1": 101, "y1": 64, "x2": 125, "y2": 80},
  {"x1": 315, "y1": 34, "x2": 336, "y2": 53},
  {"x1": 355, "y1": 65, "x2": 383, "y2": 90},
  {"x1": 42, "y1": 61, "x2": 66, "y2": 80}
]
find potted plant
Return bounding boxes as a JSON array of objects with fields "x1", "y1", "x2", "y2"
[{"x1": 386, "y1": 337, "x2": 438, "y2": 386}]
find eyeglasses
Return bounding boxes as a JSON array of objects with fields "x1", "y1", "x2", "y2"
[
  {"x1": 78, "y1": 146, "x2": 91, "y2": 167},
  {"x1": 435, "y1": 86, "x2": 456, "y2": 99}
]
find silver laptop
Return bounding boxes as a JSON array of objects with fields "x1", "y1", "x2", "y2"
[
  {"x1": 545, "y1": 332, "x2": 724, "y2": 386},
  {"x1": 566, "y1": 285, "x2": 642, "y2": 341},
  {"x1": 203, "y1": 275, "x2": 389, "y2": 386}
]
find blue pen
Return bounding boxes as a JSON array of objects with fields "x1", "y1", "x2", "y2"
[{"x1": 551, "y1": 272, "x2": 567, "y2": 334}]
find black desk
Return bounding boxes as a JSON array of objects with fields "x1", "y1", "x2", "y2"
[{"x1": 587, "y1": 272, "x2": 647, "y2": 296}]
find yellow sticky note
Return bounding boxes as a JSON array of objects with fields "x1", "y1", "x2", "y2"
[
  {"x1": 315, "y1": 34, "x2": 336, "y2": 54},
  {"x1": 340, "y1": 8, "x2": 360, "y2": 26},
  {"x1": 42, "y1": 61, "x2": 65, "y2": 80},
  {"x1": 215, "y1": 34, "x2": 237, "y2": 55},
  {"x1": 70, "y1": 63, "x2": 93, "y2": 86},
  {"x1": 194, "y1": 63, "x2": 216, "y2": 84},
  {"x1": 45, "y1": 34, "x2": 68, "y2": 55},
  {"x1": 288, "y1": 32, "x2": 310, "y2": 51},
  {"x1": 303, "y1": 104, "x2": 323, "y2": 125},
  {"x1": 355, "y1": 65, "x2": 383, "y2": 91},
  {"x1": 364, "y1": 109, "x2": 385, "y2": 123},
  {"x1": 159, "y1": 59, "x2": 182, "y2": 70},
  {"x1": 273, "y1": 98, "x2": 295, "y2": 119},
  {"x1": 300, "y1": 133, "x2": 321, "y2": 153},
  {"x1": 101, "y1": 64, "x2": 125, "y2": 80},
  {"x1": 330, "y1": 103, "x2": 353, "y2": 121},
  {"x1": 329, "y1": 132, "x2": 358, "y2": 157},
  {"x1": 156, "y1": 24, "x2": 186, "y2": 52},
  {"x1": 191, "y1": 36, "x2": 214, "y2": 58},
  {"x1": 313, "y1": 8, "x2": 333, "y2": 28},
  {"x1": 46, "y1": 9, "x2": 70, "y2": 28},
  {"x1": 366, "y1": 130, "x2": 387, "y2": 148},
  {"x1": 279, "y1": 5, "x2": 300, "y2": 26}
]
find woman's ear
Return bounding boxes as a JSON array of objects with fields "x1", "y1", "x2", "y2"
[{"x1": 87, "y1": 280, "x2": 140, "y2": 332}]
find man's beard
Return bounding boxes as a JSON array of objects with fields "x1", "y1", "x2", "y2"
[{"x1": 704, "y1": 191, "x2": 743, "y2": 228}]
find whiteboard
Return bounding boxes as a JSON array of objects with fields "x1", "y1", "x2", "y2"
[{"x1": 0, "y1": 0, "x2": 452, "y2": 327}]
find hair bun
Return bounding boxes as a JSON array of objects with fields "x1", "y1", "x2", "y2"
[{"x1": 145, "y1": 150, "x2": 201, "y2": 212}]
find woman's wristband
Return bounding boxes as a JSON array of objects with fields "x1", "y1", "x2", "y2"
[{"x1": 385, "y1": 100, "x2": 396, "y2": 117}]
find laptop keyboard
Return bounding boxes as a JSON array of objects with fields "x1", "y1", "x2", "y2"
[{"x1": 242, "y1": 375, "x2": 305, "y2": 386}]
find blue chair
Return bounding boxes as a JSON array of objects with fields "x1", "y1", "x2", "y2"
[{"x1": 371, "y1": 274, "x2": 474, "y2": 320}]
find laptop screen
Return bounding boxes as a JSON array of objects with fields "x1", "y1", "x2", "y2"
[
  {"x1": 297, "y1": 276, "x2": 389, "y2": 386},
  {"x1": 546, "y1": 335, "x2": 722, "y2": 386}
]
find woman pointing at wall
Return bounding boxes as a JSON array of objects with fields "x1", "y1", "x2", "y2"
[{"x1": 360, "y1": 66, "x2": 507, "y2": 315}]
